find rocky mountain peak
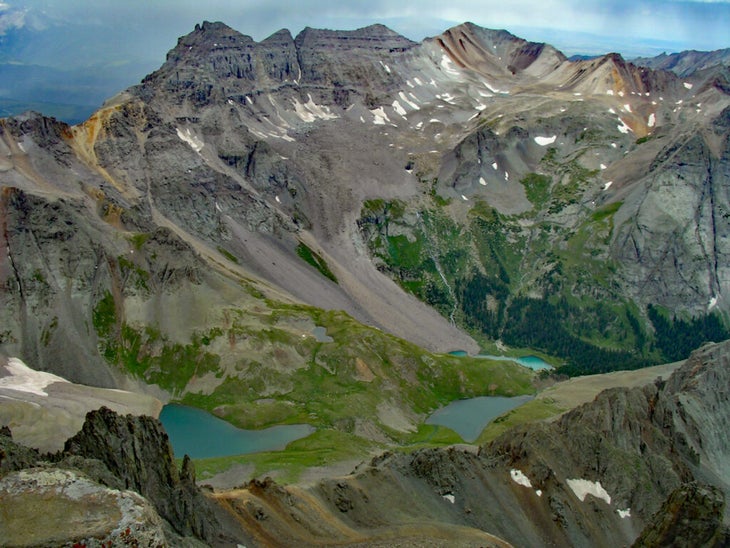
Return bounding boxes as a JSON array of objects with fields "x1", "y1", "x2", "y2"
[
  {"x1": 294, "y1": 23, "x2": 415, "y2": 52},
  {"x1": 435, "y1": 21, "x2": 566, "y2": 80},
  {"x1": 173, "y1": 19, "x2": 255, "y2": 55},
  {"x1": 261, "y1": 27, "x2": 296, "y2": 45}
]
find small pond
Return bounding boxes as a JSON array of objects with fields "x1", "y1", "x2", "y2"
[
  {"x1": 159, "y1": 404, "x2": 314, "y2": 459},
  {"x1": 448, "y1": 351, "x2": 552, "y2": 371},
  {"x1": 426, "y1": 395, "x2": 534, "y2": 442},
  {"x1": 312, "y1": 325, "x2": 334, "y2": 342}
]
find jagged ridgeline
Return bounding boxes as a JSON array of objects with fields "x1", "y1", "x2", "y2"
[{"x1": 1, "y1": 18, "x2": 729, "y2": 418}]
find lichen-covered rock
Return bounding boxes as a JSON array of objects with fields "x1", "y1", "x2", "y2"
[{"x1": 0, "y1": 467, "x2": 167, "y2": 547}]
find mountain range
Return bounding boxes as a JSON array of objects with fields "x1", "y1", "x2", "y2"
[{"x1": 0, "y1": 20, "x2": 729, "y2": 546}]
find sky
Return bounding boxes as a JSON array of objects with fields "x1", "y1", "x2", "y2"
[{"x1": 1, "y1": 0, "x2": 729, "y2": 64}]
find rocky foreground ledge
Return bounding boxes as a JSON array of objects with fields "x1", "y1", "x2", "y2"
[{"x1": 1, "y1": 341, "x2": 729, "y2": 546}]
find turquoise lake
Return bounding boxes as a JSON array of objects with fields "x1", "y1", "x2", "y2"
[
  {"x1": 159, "y1": 404, "x2": 314, "y2": 459},
  {"x1": 426, "y1": 395, "x2": 534, "y2": 442},
  {"x1": 448, "y1": 351, "x2": 552, "y2": 371}
]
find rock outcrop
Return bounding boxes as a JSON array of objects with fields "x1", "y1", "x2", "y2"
[
  {"x1": 0, "y1": 407, "x2": 252, "y2": 546},
  {"x1": 0, "y1": 467, "x2": 168, "y2": 547},
  {"x1": 633, "y1": 482, "x2": 729, "y2": 547},
  {"x1": 62, "y1": 407, "x2": 219, "y2": 541}
]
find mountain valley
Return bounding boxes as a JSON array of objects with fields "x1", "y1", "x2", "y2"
[{"x1": 0, "y1": 19, "x2": 729, "y2": 546}]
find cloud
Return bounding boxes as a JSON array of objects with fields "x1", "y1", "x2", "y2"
[
  {"x1": 4, "y1": 0, "x2": 729, "y2": 61},
  {"x1": 0, "y1": 6, "x2": 27, "y2": 35}
]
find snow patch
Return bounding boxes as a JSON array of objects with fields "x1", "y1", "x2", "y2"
[
  {"x1": 413, "y1": 77, "x2": 423, "y2": 86},
  {"x1": 16, "y1": 142, "x2": 25, "y2": 153},
  {"x1": 606, "y1": 90, "x2": 614, "y2": 96},
  {"x1": 479, "y1": 177, "x2": 487, "y2": 186},
  {"x1": 536, "y1": 490, "x2": 543, "y2": 497},
  {"x1": 440, "y1": 54, "x2": 461, "y2": 76},
  {"x1": 484, "y1": 82, "x2": 508, "y2": 94},
  {"x1": 600, "y1": 163, "x2": 607, "y2": 170},
  {"x1": 461, "y1": 194, "x2": 469, "y2": 201},
  {"x1": 617, "y1": 119, "x2": 632, "y2": 134},
  {"x1": 436, "y1": 92, "x2": 457, "y2": 104},
  {"x1": 648, "y1": 113, "x2": 656, "y2": 127},
  {"x1": 292, "y1": 94, "x2": 338, "y2": 123},
  {"x1": 399, "y1": 91, "x2": 419, "y2": 110},
  {"x1": 534, "y1": 135, "x2": 557, "y2": 146},
  {"x1": 227, "y1": 99, "x2": 235, "y2": 106},
  {"x1": 392, "y1": 100, "x2": 407, "y2": 117},
  {"x1": 709, "y1": 296, "x2": 718, "y2": 311},
  {"x1": 623, "y1": 104, "x2": 632, "y2": 113},
  {"x1": 504, "y1": 172, "x2": 509, "y2": 181},
  {"x1": 618, "y1": 508, "x2": 631, "y2": 519},
  {"x1": 611, "y1": 143, "x2": 617, "y2": 148},
  {"x1": 608, "y1": 108, "x2": 616, "y2": 114},
  {"x1": 215, "y1": 201, "x2": 222, "y2": 212},
  {"x1": 380, "y1": 61, "x2": 391, "y2": 74},
  {"x1": 371, "y1": 107, "x2": 391, "y2": 125},
  {"x1": 683, "y1": 82, "x2": 693, "y2": 89},
  {"x1": 510, "y1": 469, "x2": 532, "y2": 488},
  {"x1": 275, "y1": 195, "x2": 281, "y2": 204},
  {"x1": 603, "y1": 181, "x2": 613, "y2": 190},
  {"x1": 176, "y1": 127, "x2": 204, "y2": 153},
  {"x1": 0, "y1": 357, "x2": 68, "y2": 397},
  {"x1": 566, "y1": 479, "x2": 612, "y2": 505},
  {"x1": 443, "y1": 494, "x2": 455, "y2": 504},
  {"x1": 245, "y1": 95, "x2": 253, "y2": 105},
  {"x1": 406, "y1": 80, "x2": 414, "y2": 88},
  {"x1": 618, "y1": 91, "x2": 625, "y2": 97},
  {"x1": 491, "y1": 162, "x2": 498, "y2": 170}
]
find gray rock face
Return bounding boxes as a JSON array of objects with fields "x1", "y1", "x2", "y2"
[
  {"x1": 633, "y1": 482, "x2": 729, "y2": 547},
  {"x1": 613, "y1": 111, "x2": 730, "y2": 316}
]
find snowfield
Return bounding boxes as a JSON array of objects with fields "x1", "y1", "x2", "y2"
[{"x1": 0, "y1": 357, "x2": 68, "y2": 397}]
